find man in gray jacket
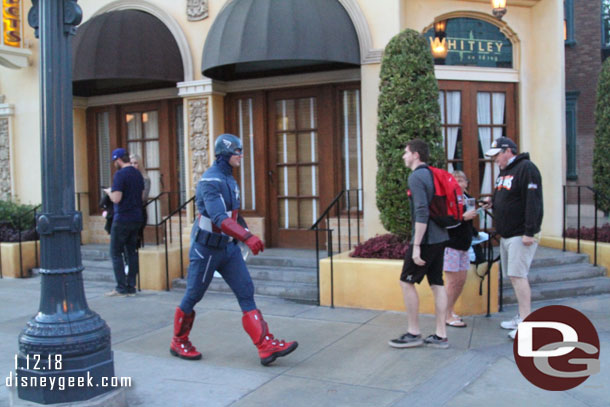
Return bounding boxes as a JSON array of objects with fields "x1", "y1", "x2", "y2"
[{"x1": 389, "y1": 139, "x2": 450, "y2": 349}]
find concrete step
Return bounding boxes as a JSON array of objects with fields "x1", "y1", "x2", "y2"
[
  {"x1": 529, "y1": 247, "x2": 590, "y2": 268},
  {"x1": 502, "y1": 263, "x2": 607, "y2": 287},
  {"x1": 502, "y1": 277, "x2": 610, "y2": 305},
  {"x1": 81, "y1": 244, "x2": 111, "y2": 261},
  {"x1": 172, "y1": 276, "x2": 318, "y2": 303},
  {"x1": 247, "y1": 265, "x2": 317, "y2": 284}
]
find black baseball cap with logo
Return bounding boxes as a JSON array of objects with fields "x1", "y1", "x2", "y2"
[{"x1": 485, "y1": 137, "x2": 517, "y2": 157}]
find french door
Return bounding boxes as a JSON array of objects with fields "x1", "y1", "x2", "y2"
[
  {"x1": 267, "y1": 88, "x2": 334, "y2": 248},
  {"x1": 438, "y1": 81, "x2": 517, "y2": 199}
]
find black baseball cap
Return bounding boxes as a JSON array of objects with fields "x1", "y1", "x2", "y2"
[{"x1": 485, "y1": 137, "x2": 517, "y2": 157}]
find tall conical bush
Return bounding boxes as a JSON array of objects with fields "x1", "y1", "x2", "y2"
[
  {"x1": 376, "y1": 29, "x2": 444, "y2": 237},
  {"x1": 594, "y1": 58, "x2": 610, "y2": 212}
]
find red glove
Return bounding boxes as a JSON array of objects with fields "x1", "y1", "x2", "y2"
[{"x1": 220, "y1": 218, "x2": 265, "y2": 255}]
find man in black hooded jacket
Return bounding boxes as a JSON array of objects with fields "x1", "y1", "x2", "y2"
[{"x1": 483, "y1": 137, "x2": 543, "y2": 340}]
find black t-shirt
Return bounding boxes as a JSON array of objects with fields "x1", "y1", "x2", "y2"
[{"x1": 111, "y1": 166, "x2": 144, "y2": 223}]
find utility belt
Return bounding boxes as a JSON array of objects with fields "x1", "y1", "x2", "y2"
[{"x1": 194, "y1": 211, "x2": 238, "y2": 249}]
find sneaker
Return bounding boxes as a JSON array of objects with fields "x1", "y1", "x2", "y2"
[
  {"x1": 424, "y1": 334, "x2": 449, "y2": 349},
  {"x1": 388, "y1": 333, "x2": 423, "y2": 348},
  {"x1": 105, "y1": 289, "x2": 127, "y2": 297},
  {"x1": 508, "y1": 329, "x2": 517, "y2": 340},
  {"x1": 500, "y1": 314, "x2": 522, "y2": 330}
]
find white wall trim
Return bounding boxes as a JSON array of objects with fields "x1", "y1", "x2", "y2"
[
  {"x1": 92, "y1": 0, "x2": 194, "y2": 81},
  {"x1": 0, "y1": 104, "x2": 15, "y2": 117},
  {"x1": 76, "y1": 88, "x2": 179, "y2": 108},
  {"x1": 338, "y1": 0, "x2": 382, "y2": 64},
  {"x1": 0, "y1": 45, "x2": 32, "y2": 69},
  {"x1": 435, "y1": 66, "x2": 519, "y2": 83},
  {"x1": 177, "y1": 79, "x2": 223, "y2": 97}
]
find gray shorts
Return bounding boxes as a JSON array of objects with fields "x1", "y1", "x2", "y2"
[{"x1": 500, "y1": 236, "x2": 538, "y2": 278}]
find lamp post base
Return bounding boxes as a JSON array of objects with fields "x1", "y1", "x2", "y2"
[{"x1": 14, "y1": 347, "x2": 117, "y2": 405}]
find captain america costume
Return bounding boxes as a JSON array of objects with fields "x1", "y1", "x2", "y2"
[{"x1": 170, "y1": 134, "x2": 298, "y2": 366}]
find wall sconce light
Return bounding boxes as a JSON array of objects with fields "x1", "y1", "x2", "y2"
[
  {"x1": 491, "y1": 0, "x2": 507, "y2": 20},
  {"x1": 434, "y1": 20, "x2": 446, "y2": 35},
  {"x1": 429, "y1": 37, "x2": 448, "y2": 60}
]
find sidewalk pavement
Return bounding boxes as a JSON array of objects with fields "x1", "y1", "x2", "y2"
[{"x1": 0, "y1": 276, "x2": 608, "y2": 407}]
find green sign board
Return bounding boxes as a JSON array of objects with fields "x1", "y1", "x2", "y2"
[{"x1": 424, "y1": 17, "x2": 513, "y2": 68}]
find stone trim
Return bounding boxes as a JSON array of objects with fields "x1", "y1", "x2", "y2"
[
  {"x1": 188, "y1": 98, "x2": 210, "y2": 192},
  {"x1": 0, "y1": 118, "x2": 12, "y2": 200}
]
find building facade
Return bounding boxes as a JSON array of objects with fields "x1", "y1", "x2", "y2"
[{"x1": 0, "y1": 0, "x2": 565, "y2": 247}]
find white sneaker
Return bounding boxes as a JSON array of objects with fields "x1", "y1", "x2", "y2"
[
  {"x1": 500, "y1": 315, "x2": 522, "y2": 330},
  {"x1": 508, "y1": 329, "x2": 517, "y2": 340}
]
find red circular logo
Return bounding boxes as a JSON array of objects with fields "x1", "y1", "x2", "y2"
[{"x1": 513, "y1": 305, "x2": 600, "y2": 391}]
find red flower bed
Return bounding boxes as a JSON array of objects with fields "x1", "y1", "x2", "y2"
[
  {"x1": 350, "y1": 234, "x2": 409, "y2": 260},
  {"x1": 564, "y1": 223, "x2": 610, "y2": 243}
]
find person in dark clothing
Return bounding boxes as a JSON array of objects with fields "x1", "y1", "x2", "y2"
[
  {"x1": 443, "y1": 171, "x2": 479, "y2": 328},
  {"x1": 483, "y1": 137, "x2": 543, "y2": 340},
  {"x1": 104, "y1": 148, "x2": 145, "y2": 297},
  {"x1": 389, "y1": 139, "x2": 450, "y2": 350},
  {"x1": 99, "y1": 193, "x2": 114, "y2": 235}
]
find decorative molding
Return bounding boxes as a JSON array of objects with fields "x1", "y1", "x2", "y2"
[
  {"x1": 337, "y1": 0, "x2": 382, "y2": 64},
  {"x1": 0, "y1": 103, "x2": 15, "y2": 117},
  {"x1": 177, "y1": 79, "x2": 222, "y2": 97},
  {"x1": 92, "y1": 0, "x2": 194, "y2": 81},
  {"x1": 434, "y1": 66, "x2": 519, "y2": 83},
  {"x1": 0, "y1": 44, "x2": 32, "y2": 69},
  {"x1": 187, "y1": 0, "x2": 208, "y2": 21},
  {"x1": 0, "y1": 118, "x2": 12, "y2": 200},
  {"x1": 81, "y1": 88, "x2": 179, "y2": 108},
  {"x1": 188, "y1": 98, "x2": 210, "y2": 190}
]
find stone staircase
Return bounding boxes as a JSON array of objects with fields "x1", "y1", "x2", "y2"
[
  {"x1": 171, "y1": 248, "x2": 320, "y2": 304},
  {"x1": 501, "y1": 246, "x2": 610, "y2": 304},
  {"x1": 78, "y1": 245, "x2": 321, "y2": 304},
  {"x1": 76, "y1": 244, "x2": 610, "y2": 306}
]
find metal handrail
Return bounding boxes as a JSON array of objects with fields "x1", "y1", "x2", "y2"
[
  {"x1": 145, "y1": 195, "x2": 196, "y2": 291},
  {"x1": 142, "y1": 191, "x2": 186, "y2": 246},
  {"x1": 310, "y1": 189, "x2": 363, "y2": 307},
  {"x1": 562, "y1": 185, "x2": 610, "y2": 266},
  {"x1": 16, "y1": 204, "x2": 42, "y2": 278}
]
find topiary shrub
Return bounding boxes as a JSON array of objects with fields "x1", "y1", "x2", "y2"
[
  {"x1": 594, "y1": 58, "x2": 610, "y2": 212},
  {"x1": 376, "y1": 29, "x2": 444, "y2": 238},
  {"x1": 350, "y1": 234, "x2": 409, "y2": 259}
]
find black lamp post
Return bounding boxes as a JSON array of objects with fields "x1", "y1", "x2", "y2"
[{"x1": 16, "y1": 0, "x2": 115, "y2": 403}]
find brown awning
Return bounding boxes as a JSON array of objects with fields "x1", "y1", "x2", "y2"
[
  {"x1": 202, "y1": 0, "x2": 360, "y2": 81},
  {"x1": 72, "y1": 10, "x2": 184, "y2": 96}
]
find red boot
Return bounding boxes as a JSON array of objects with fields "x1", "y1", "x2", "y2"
[
  {"x1": 242, "y1": 309, "x2": 298, "y2": 366},
  {"x1": 170, "y1": 307, "x2": 202, "y2": 360}
]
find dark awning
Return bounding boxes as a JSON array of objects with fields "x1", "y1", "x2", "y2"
[
  {"x1": 202, "y1": 0, "x2": 360, "y2": 81},
  {"x1": 72, "y1": 10, "x2": 184, "y2": 96}
]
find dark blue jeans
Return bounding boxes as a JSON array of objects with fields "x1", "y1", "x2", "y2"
[
  {"x1": 179, "y1": 240, "x2": 256, "y2": 314},
  {"x1": 110, "y1": 221, "x2": 140, "y2": 294}
]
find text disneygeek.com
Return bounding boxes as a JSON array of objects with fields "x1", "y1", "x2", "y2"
[{"x1": 5, "y1": 354, "x2": 132, "y2": 391}]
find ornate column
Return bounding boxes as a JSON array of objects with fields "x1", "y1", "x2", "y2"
[
  {"x1": 0, "y1": 96, "x2": 14, "y2": 200},
  {"x1": 17, "y1": 1, "x2": 116, "y2": 404}
]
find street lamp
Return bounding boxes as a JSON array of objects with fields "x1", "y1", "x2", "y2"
[
  {"x1": 17, "y1": 0, "x2": 117, "y2": 404},
  {"x1": 491, "y1": 0, "x2": 507, "y2": 20}
]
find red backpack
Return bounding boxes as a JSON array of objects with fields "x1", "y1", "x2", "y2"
[{"x1": 408, "y1": 166, "x2": 464, "y2": 228}]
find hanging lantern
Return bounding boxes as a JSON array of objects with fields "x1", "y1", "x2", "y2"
[{"x1": 429, "y1": 37, "x2": 448, "y2": 60}]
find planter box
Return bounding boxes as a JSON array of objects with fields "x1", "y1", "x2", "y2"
[
  {"x1": 540, "y1": 236, "x2": 610, "y2": 277},
  {"x1": 1, "y1": 241, "x2": 40, "y2": 278},
  {"x1": 320, "y1": 251, "x2": 499, "y2": 314},
  {"x1": 138, "y1": 244, "x2": 189, "y2": 290}
]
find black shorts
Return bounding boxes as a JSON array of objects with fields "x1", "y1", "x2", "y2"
[{"x1": 400, "y1": 243, "x2": 446, "y2": 286}]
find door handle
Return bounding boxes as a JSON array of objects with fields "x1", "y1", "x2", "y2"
[{"x1": 268, "y1": 170, "x2": 274, "y2": 184}]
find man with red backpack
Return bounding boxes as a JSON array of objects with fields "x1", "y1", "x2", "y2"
[{"x1": 389, "y1": 139, "x2": 450, "y2": 349}]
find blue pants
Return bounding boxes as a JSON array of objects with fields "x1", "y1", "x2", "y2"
[{"x1": 179, "y1": 240, "x2": 256, "y2": 314}]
